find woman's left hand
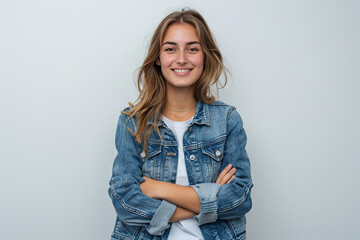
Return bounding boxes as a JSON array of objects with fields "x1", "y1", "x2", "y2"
[{"x1": 216, "y1": 163, "x2": 237, "y2": 185}]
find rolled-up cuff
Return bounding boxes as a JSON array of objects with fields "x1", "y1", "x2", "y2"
[
  {"x1": 191, "y1": 183, "x2": 221, "y2": 225},
  {"x1": 145, "y1": 200, "x2": 177, "y2": 236}
]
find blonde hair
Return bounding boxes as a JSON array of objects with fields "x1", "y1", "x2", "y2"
[{"x1": 123, "y1": 8, "x2": 228, "y2": 152}]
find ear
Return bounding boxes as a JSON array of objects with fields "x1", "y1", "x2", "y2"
[{"x1": 156, "y1": 59, "x2": 160, "y2": 65}]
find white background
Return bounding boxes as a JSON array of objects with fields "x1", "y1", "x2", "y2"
[{"x1": 1, "y1": 0, "x2": 359, "y2": 239}]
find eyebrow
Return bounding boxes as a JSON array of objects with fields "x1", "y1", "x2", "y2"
[{"x1": 162, "y1": 41, "x2": 201, "y2": 46}]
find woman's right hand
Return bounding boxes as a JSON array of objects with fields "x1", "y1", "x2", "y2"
[{"x1": 216, "y1": 164, "x2": 237, "y2": 185}]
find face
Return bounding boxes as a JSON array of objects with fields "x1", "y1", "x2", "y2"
[{"x1": 157, "y1": 23, "x2": 204, "y2": 92}]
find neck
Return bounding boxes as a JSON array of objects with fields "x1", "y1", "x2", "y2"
[{"x1": 162, "y1": 85, "x2": 197, "y2": 121}]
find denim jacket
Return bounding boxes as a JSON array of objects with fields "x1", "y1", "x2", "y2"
[{"x1": 108, "y1": 100, "x2": 253, "y2": 240}]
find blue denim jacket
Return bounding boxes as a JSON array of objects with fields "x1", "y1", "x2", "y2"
[{"x1": 108, "y1": 100, "x2": 253, "y2": 240}]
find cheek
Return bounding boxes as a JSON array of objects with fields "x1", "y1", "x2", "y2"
[
  {"x1": 159, "y1": 54, "x2": 173, "y2": 67},
  {"x1": 191, "y1": 55, "x2": 204, "y2": 67}
]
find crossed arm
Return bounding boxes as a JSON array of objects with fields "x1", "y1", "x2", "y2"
[
  {"x1": 110, "y1": 110, "x2": 252, "y2": 235},
  {"x1": 140, "y1": 163, "x2": 237, "y2": 222}
]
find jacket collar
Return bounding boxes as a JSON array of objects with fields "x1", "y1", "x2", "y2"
[{"x1": 148, "y1": 101, "x2": 211, "y2": 127}]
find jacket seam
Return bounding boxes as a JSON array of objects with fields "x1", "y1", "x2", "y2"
[
  {"x1": 225, "y1": 220, "x2": 238, "y2": 239},
  {"x1": 209, "y1": 100, "x2": 228, "y2": 106},
  {"x1": 111, "y1": 231, "x2": 135, "y2": 240},
  {"x1": 147, "y1": 135, "x2": 227, "y2": 149},
  {"x1": 226, "y1": 106, "x2": 236, "y2": 124},
  {"x1": 110, "y1": 185, "x2": 152, "y2": 219},
  {"x1": 217, "y1": 181, "x2": 252, "y2": 213},
  {"x1": 183, "y1": 135, "x2": 227, "y2": 151}
]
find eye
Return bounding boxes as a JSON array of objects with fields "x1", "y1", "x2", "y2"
[
  {"x1": 164, "y1": 47, "x2": 175, "y2": 52},
  {"x1": 188, "y1": 47, "x2": 199, "y2": 53}
]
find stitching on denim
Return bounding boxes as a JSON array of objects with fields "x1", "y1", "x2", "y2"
[
  {"x1": 112, "y1": 230, "x2": 137, "y2": 240},
  {"x1": 141, "y1": 145, "x2": 162, "y2": 162},
  {"x1": 225, "y1": 220, "x2": 237, "y2": 239},
  {"x1": 217, "y1": 181, "x2": 253, "y2": 213},
  {"x1": 209, "y1": 100, "x2": 228, "y2": 106},
  {"x1": 110, "y1": 185, "x2": 152, "y2": 219},
  {"x1": 226, "y1": 106, "x2": 236, "y2": 125},
  {"x1": 240, "y1": 233, "x2": 246, "y2": 240},
  {"x1": 147, "y1": 139, "x2": 177, "y2": 146},
  {"x1": 183, "y1": 134, "x2": 227, "y2": 151},
  {"x1": 205, "y1": 102, "x2": 211, "y2": 125},
  {"x1": 148, "y1": 135, "x2": 227, "y2": 150},
  {"x1": 201, "y1": 140, "x2": 225, "y2": 161},
  {"x1": 225, "y1": 220, "x2": 247, "y2": 240},
  {"x1": 199, "y1": 135, "x2": 227, "y2": 148},
  {"x1": 200, "y1": 200, "x2": 218, "y2": 213}
]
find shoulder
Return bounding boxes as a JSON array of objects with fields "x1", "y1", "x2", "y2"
[
  {"x1": 208, "y1": 100, "x2": 238, "y2": 117},
  {"x1": 119, "y1": 106, "x2": 131, "y2": 119},
  {"x1": 207, "y1": 100, "x2": 243, "y2": 126},
  {"x1": 208, "y1": 100, "x2": 235, "y2": 110},
  {"x1": 117, "y1": 106, "x2": 138, "y2": 133}
]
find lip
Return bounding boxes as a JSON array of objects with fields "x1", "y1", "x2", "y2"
[{"x1": 171, "y1": 68, "x2": 192, "y2": 76}]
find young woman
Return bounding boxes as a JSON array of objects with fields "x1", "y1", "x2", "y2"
[{"x1": 108, "y1": 9, "x2": 253, "y2": 240}]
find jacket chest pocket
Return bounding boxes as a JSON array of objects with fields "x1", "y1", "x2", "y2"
[
  {"x1": 201, "y1": 140, "x2": 225, "y2": 182},
  {"x1": 140, "y1": 144, "x2": 162, "y2": 180}
]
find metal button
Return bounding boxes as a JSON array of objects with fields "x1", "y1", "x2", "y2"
[
  {"x1": 215, "y1": 150, "x2": 221, "y2": 157},
  {"x1": 188, "y1": 127, "x2": 193, "y2": 133},
  {"x1": 140, "y1": 151, "x2": 146, "y2": 158},
  {"x1": 189, "y1": 154, "x2": 196, "y2": 161}
]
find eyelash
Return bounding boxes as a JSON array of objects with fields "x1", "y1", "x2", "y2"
[{"x1": 164, "y1": 47, "x2": 199, "y2": 52}]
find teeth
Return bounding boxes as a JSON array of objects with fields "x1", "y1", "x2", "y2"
[{"x1": 173, "y1": 69, "x2": 190, "y2": 72}]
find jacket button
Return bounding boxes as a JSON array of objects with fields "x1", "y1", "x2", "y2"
[
  {"x1": 189, "y1": 154, "x2": 196, "y2": 161},
  {"x1": 140, "y1": 151, "x2": 146, "y2": 158},
  {"x1": 215, "y1": 150, "x2": 221, "y2": 157},
  {"x1": 188, "y1": 127, "x2": 193, "y2": 133}
]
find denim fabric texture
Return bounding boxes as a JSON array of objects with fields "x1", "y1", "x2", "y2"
[{"x1": 108, "y1": 100, "x2": 253, "y2": 240}]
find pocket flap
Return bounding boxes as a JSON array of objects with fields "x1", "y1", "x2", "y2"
[
  {"x1": 140, "y1": 143, "x2": 161, "y2": 162},
  {"x1": 201, "y1": 141, "x2": 225, "y2": 162}
]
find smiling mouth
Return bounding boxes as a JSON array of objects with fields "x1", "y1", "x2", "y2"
[{"x1": 172, "y1": 69, "x2": 192, "y2": 73}]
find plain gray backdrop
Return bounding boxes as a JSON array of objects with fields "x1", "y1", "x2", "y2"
[{"x1": 1, "y1": 0, "x2": 359, "y2": 239}]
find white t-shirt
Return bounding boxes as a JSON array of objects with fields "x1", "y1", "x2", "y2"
[{"x1": 162, "y1": 115, "x2": 204, "y2": 240}]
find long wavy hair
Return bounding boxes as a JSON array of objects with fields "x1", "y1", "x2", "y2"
[{"x1": 123, "y1": 8, "x2": 228, "y2": 153}]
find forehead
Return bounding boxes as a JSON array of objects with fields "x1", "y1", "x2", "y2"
[{"x1": 162, "y1": 22, "x2": 200, "y2": 43}]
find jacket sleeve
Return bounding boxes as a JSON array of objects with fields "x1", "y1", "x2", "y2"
[
  {"x1": 108, "y1": 114, "x2": 177, "y2": 235},
  {"x1": 191, "y1": 108, "x2": 253, "y2": 225}
]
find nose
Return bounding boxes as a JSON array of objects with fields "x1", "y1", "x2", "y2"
[{"x1": 176, "y1": 50, "x2": 187, "y2": 65}]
